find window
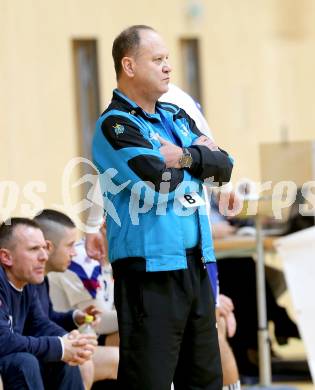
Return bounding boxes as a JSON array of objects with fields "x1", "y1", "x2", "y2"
[
  {"x1": 73, "y1": 39, "x2": 100, "y2": 162},
  {"x1": 180, "y1": 38, "x2": 202, "y2": 104},
  {"x1": 72, "y1": 40, "x2": 101, "y2": 219}
]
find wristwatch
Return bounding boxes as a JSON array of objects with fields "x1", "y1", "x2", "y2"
[{"x1": 179, "y1": 148, "x2": 193, "y2": 168}]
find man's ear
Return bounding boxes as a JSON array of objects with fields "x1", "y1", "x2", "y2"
[
  {"x1": 45, "y1": 240, "x2": 54, "y2": 255},
  {"x1": 121, "y1": 56, "x2": 136, "y2": 78},
  {"x1": 0, "y1": 248, "x2": 13, "y2": 267}
]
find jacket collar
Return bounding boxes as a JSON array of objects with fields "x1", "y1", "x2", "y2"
[{"x1": 112, "y1": 89, "x2": 164, "y2": 121}]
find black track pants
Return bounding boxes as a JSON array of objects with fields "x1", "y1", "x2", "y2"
[{"x1": 112, "y1": 248, "x2": 222, "y2": 390}]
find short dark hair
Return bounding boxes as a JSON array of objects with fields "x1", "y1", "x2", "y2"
[
  {"x1": 112, "y1": 25, "x2": 155, "y2": 79},
  {"x1": 0, "y1": 218, "x2": 41, "y2": 249},
  {"x1": 34, "y1": 209, "x2": 76, "y2": 245},
  {"x1": 34, "y1": 209, "x2": 75, "y2": 228}
]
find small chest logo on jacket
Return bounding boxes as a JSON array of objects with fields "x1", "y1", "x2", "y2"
[{"x1": 113, "y1": 124, "x2": 125, "y2": 136}]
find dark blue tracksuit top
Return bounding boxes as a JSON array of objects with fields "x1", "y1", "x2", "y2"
[
  {"x1": 0, "y1": 267, "x2": 65, "y2": 362},
  {"x1": 31, "y1": 277, "x2": 75, "y2": 333}
]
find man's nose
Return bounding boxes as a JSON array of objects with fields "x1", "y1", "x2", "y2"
[
  {"x1": 70, "y1": 246, "x2": 77, "y2": 258},
  {"x1": 39, "y1": 247, "x2": 48, "y2": 262},
  {"x1": 163, "y1": 61, "x2": 172, "y2": 73}
]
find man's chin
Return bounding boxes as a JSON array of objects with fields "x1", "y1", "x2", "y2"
[
  {"x1": 32, "y1": 275, "x2": 45, "y2": 284},
  {"x1": 162, "y1": 83, "x2": 170, "y2": 92},
  {"x1": 156, "y1": 86, "x2": 169, "y2": 101},
  {"x1": 54, "y1": 266, "x2": 68, "y2": 273},
  {"x1": 49, "y1": 263, "x2": 70, "y2": 273},
  {"x1": 160, "y1": 83, "x2": 171, "y2": 96}
]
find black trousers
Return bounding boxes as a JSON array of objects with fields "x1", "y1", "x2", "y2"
[{"x1": 112, "y1": 248, "x2": 222, "y2": 390}]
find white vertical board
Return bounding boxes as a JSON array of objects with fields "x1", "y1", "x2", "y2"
[{"x1": 276, "y1": 227, "x2": 315, "y2": 383}]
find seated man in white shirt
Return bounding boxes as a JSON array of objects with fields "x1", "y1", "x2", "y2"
[
  {"x1": 48, "y1": 239, "x2": 118, "y2": 346},
  {"x1": 34, "y1": 209, "x2": 118, "y2": 389}
]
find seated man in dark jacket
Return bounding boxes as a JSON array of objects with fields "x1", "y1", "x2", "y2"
[{"x1": 0, "y1": 218, "x2": 96, "y2": 390}]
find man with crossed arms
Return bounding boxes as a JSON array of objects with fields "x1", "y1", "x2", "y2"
[{"x1": 92, "y1": 25, "x2": 233, "y2": 390}]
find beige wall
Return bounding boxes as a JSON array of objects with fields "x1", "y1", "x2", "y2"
[{"x1": 1, "y1": 0, "x2": 315, "y2": 220}]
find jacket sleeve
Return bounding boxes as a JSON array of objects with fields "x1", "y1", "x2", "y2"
[
  {"x1": 25, "y1": 290, "x2": 67, "y2": 338},
  {"x1": 93, "y1": 113, "x2": 200, "y2": 206},
  {"x1": 49, "y1": 306, "x2": 75, "y2": 332},
  {"x1": 177, "y1": 108, "x2": 234, "y2": 185},
  {"x1": 0, "y1": 288, "x2": 63, "y2": 362}
]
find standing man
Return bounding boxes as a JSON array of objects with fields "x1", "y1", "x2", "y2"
[{"x1": 93, "y1": 25, "x2": 233, "y2": 390}]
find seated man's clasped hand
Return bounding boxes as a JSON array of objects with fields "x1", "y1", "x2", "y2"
[{"x1": 62, "y1": 330, "x2": 97, "y2": 366}]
